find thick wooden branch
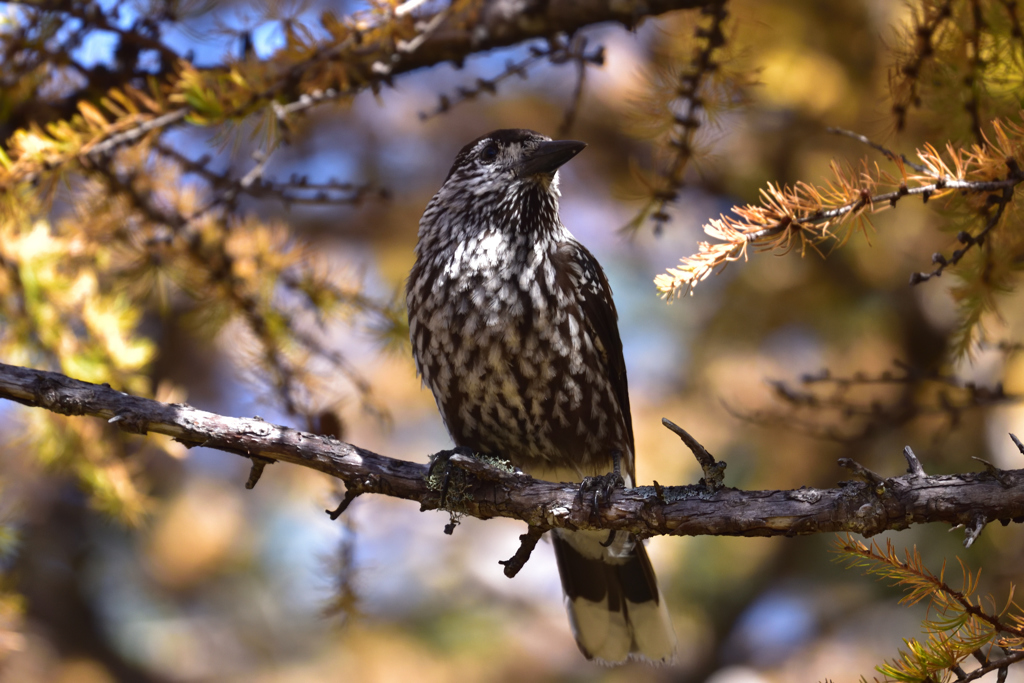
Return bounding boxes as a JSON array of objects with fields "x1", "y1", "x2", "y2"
[
  {"x1": 399, "y1": 0, "x2": 710, "y2": 72},
  {"x1": 2, "y1": 361, "x2": 1024, "y2": 545}
]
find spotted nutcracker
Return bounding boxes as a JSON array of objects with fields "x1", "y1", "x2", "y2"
[{"x1": 406, "y1": 129, "x2": 676, "y2": 664}]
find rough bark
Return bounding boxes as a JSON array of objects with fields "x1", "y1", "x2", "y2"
[
  {"x1": 2, "y1": 361, "x2": 1023, "y2": 548},
  {"x1": 395, "y1": 0, "x2": 712, "y2": 73}
]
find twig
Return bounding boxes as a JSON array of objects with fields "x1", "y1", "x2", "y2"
[
  {"x1": 246, "y1": 456, "x2": 273, "y2": 489},
  {"x1": 838, "y1": 458, "x2": 887, "y2": 487},
  {"x1": 826, "y1": 127, "x2": 927, "y2": 173},
  {"x1": 417, "y1": 37, "x2": 604, "y2": 122},
  {"x1": 661, "y1": 418, "x2": 726, "y2": 492},
  {"x1": 959, "y1": 650, "x2": 1024, "y2": 682},
  {"x1": 972, "y1": 456, "x2": 1013, "y2": 487},
  {"x1": 498, "y1": 525, "x2": 548, "y2": 578},
  {"x1": 328, "y1": 484, "x2": 365, "y2": 520},
  {"x1": 891, "y1": 0, "x2": 955, "y2": 131},
  {"x1": 963, "y1": 512, "x2": 987, "y2": 548},
  {"x1": 80, "y1": 109, "x2": 189, "y2": 163},
  {"x1": 911, "y1": 178, "x2": 1016, "y2": 284},
  {"x1": 656, "y1": 160, "x2": 1024, "y2": 298},
  {"x1": 634, "y1": 0, "x2": 731, "y2": 234},
  {"x1": 903, "y1": 446, "x2": 928, "y2": 478},
  {"x1": 556, "y1": 37, "x2": 601, "y2": 137},
  {"x1": 154, "y1": 141, "x2": 387, "y2": 207}
]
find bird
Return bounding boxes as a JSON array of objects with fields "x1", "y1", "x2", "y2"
[{"x1": 406, "y1": 129, "x2": 677, "y2": 665}]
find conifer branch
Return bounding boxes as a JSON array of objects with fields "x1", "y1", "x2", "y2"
[
  {"x1": 656, "y1": 115, "x2": 1024, "y2": 299},
  {"x1": 0, "y1": 0, "x2": 710, "y2": 193},
  {"x1": 85, "y1": 152, "x2": 385, "y2": 421},
  {"x1": 837, "y1": 537, "x2": 1024, "y2": 682},
  {"x1": 626, "y1": 1, "x2": 735, "y2": 233},
  {"x1": 151, "y1": 142, "x2": 389, "y2": 208},
  {"x1": 417, "y1": 35, "x2": 604, "y2": 122},
  {"x1": 890, "y1": 0, "x2": 955, "y2": 132}
]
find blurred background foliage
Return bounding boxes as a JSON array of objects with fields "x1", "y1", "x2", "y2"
[{"x1": 0, "y1": 0, "x2": 1023, "y2": 681}]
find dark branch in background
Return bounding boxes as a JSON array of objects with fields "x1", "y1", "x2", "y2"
[
  {"x1": 87, "y1": 150, "x2": 387, "y2": 422},
  {"x1": 153, "y1": 142, "x2": 390, "y2": 208},
  {"x1": 0, "y1": 0, "x2": 179, "y2": 132},
  {"x1": 268, "y1": 0, "x2": 704, "y2": 124},
  {"x1": 911, "y1": 166, "x2": 1017, "y2": 284},
  {"x1": 95, "y1": 130, "x2": 401, "y2": 421},
  {"x1": 32, "y1": 0, "x2": 180, "y2": 65},
  {"x1": 630, "y1": 1, "x2": 731, "y2": 234},
  {"x1": 556, "y1": 36, "x2": 598, "y2": 137},
  {"x1": 728, "y1": 359, "x2": 1022, "y2": 443},
  {"x1": 3, "y1": 361, "x2": 1024, "y2": 578},
  {"x1": 965, "y1": 0, "x2": 986, "y2": 147},
  {"x1": 1003, "y1": 0, "x2": 1024, "y2": 44},
  {"x1": 417, "y1": 35, "x2": 604, "y2": 123},
  {"x1": 891, "y1": 0, "x2": 954, "y2": 132}
]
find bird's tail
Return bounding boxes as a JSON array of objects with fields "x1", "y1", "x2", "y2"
[{"x1": 552, "y1": 528, "x2": 677, "y2": 665}]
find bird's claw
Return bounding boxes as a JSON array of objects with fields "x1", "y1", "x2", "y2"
[
  {"x1": 427, "y1": 446, "x2": 477, "y2": 507},
  {"x1": 578, "y1": 470, "x2": 625, "y2": 512}
]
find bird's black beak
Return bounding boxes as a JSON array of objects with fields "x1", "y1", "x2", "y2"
[{"x1": 517, "y1": 139, "x2": 586, "y2": 177}]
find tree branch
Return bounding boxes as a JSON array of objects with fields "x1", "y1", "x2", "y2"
[
  {"x1": 2, "y1": 361, "x2": 1024, "y2": 545},
  {"x1": 2, "y1": 0, "x2": 712, "y2": 190},
  {"x1": 409, "y1": 0, "x2": 709, "y2": 68}
]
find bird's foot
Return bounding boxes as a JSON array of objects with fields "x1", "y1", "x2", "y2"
[
  {"x1": 426, "y1": 448, "x2": 517, "y2": 535},
  {"x1": 427, "y1": 448, "x2": 518, "y2": 506},
  {"x1": 578, "y1": 456, "x2": 626, "y2": 547},
  {"x1": 577, "y1": 449, "x2": 625, "y2": 512},
  {"x1": 578, "y1": 470, "x2": 624, "y2": 511},
  {"x1": 426, "y1": 446, "x2": 477, "y2": 508}
]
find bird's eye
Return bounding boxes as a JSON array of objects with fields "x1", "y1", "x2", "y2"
[{"x1": 480, "y1": 144, "x2": 499, "y2": 162}]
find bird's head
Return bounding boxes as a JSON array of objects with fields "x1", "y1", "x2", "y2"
[
  {"x1": 440, "y1": 129, "x2": 586, "y2": 200},
  {"x1": 416, "y1": 130, "x2": 586, "y2": 250}
]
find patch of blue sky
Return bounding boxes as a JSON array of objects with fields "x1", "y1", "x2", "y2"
[
  {"x1": 158, "y1": 2, "x2": 331, "y2": 66},
  {"x1": 65, "y1": 0, "x2": 143, "y2": 67},
  {"x1": 71, "y1": 28, "x2": 119, "y2": 68},
  {"x1": 726, "y1": 588, "x2": 817, "y2": 666},
  {"x1": 250, "y1": 20, "x2": 286, "y2": 59},
  {"x1": 158, "y1": 22, "x2": 232, "y2": 67},
  {"x1": 258, "y1": 496, "x2": 346, "y2": 613}
]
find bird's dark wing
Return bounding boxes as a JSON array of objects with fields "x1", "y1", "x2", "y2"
[{"x1": 555, "y1": 241, "x2": 635, "y2": 477}]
